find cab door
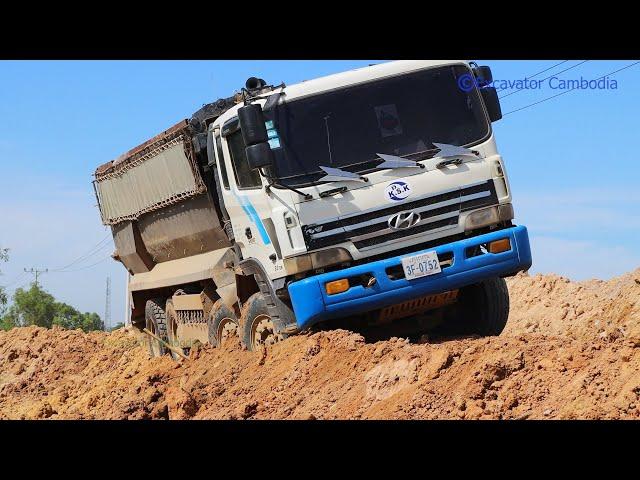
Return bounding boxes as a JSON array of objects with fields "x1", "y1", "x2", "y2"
[{"x1": 215, "y1": 118, "x2": 284, "y2": 278}]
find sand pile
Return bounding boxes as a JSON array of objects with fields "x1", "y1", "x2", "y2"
[{"x1": 0, "y1": 270, "x2": 638, "y2": 420}]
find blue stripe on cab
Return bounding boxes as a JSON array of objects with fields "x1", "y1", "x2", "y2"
[{"x1": 240, "y1": 202, "x2": 272, "y2": 245}]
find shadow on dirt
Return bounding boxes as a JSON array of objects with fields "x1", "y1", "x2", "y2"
[{"x1": 310, "y1": 309, "x2": 483, "y2": 345}]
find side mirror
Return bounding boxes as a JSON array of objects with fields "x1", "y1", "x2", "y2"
[
  {"x1": 472, "y1": 65, "x2": 493, "y2": 87},
  {"x1": 238, "y1": 103, "x2": 274, "y2": 170},
  {"x1": 238, "y1": 104, "x2": 269, "y2": 146},
  {"x1": 246, "y1": 142, "x2": 274, "y2": 170},
  {"x1": 480, "y1": 86, "x2": 503, "y2": 122}
]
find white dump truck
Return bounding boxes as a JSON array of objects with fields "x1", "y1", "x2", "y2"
[{"x1": 93, "y1": 60, "x2": 532, "y2": 357}]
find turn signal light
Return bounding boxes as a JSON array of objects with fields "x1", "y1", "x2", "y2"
[
  {"x1": 325, "y1": 279, "x2": 350, "y2": 295},
  {"x1": 489, "y1": 238, "x2": 511, "y2": 254}
]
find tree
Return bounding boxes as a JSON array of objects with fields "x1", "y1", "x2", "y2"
[
  {"x1": 2, "y1": 283, "x2": 58, "y2": 328},
  {"x1": 52, "y1": 304, "x2": 104, "y2": 332},
  {"x1": 1, "y1": 282, "x2": 104, "y2": 333},
  {"x1": 109, "y1": 322, "x2": 125, "y2": 331}
]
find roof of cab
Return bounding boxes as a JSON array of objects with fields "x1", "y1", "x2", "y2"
[{"x1": 214, "y1": 60, "x2": 468, "y2": 127}]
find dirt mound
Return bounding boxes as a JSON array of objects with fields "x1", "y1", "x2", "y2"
[
  {"x1": 506, "y1": 269, "x2": 640, "y2": 341},
  {"x1": 0, "y1": 326, "x2": 175, "y2": 419},
  {"x1": 0, "y1": 271, "x2": 639, "y2": 420}
]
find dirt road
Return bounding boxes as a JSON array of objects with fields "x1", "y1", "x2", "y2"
[{"x1": 1, "y1": 270, "x2": 639, "y2": 419}]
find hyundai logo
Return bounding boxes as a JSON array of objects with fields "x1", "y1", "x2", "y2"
[{"x1": 387, "y1": 211, "x2": 421, "y2": 230}]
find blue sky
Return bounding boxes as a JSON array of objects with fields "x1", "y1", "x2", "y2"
[{"x1": 0, "y1": 60, "x2": 638, "y2": 324}]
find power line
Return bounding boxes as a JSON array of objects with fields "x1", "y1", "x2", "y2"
[
  {"x1": 54, "y1": 256, "x2": 112, "y2": 272},
  {"x1": 499, "y1": 60, "x2": 589, "y2": 99},
  {"x1": 503, "y1": 61, "x2": 640, "y2": 117},
  {"x1": 14, "y1": 281, "x2": 31, "y2": 291},
  {"x1": 51, "y1": 234, "x2": 112, "y2": 272},
  {"x1": 52, "y1": 236, "x2": 111, "y2": 271},
  {"x1": 0, "y1": 271, "x2": 29, "y2": 288},
  {"x1": 495, "y1": 60, "x2": 569, "y2": 92}
]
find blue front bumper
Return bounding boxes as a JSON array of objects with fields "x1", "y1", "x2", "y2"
[{"x1": 287, "y1": 225, "x2": 532, "y2": 330}]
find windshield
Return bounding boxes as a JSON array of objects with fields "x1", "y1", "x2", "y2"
[{"x1": 266, "y1": 64, "x2": 490, "y2": 187}]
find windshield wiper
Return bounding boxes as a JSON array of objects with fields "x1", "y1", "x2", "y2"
[
  {"x1": 377, "y1": 144, "x2": 480, "y2": 171},
  {"x1": 433, "y1": 143, "x2": 479, "y2": 158},
  {"x1": 431, "y1": 142, "x2": 481, "y2": 169},
  {"x1": 318, "y1": 165, "x2": 368, "y2": 183},
  {"x1": 376, "y1": 153, "x2": 426, "y2": 169},
  {"x1": 262, "y1": 171, "x2": 314, "y2": 200},
  {"x1": 274, "y1": 143, "x2": 481, "y2": 187}
]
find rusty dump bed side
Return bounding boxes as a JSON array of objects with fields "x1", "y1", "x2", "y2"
[
  {"x1": 93, "y1": 120, "x2": 207, "y2": 226},
  {"x1": 94, "y1": 119, "x2": 232, "y2": 277},
  {"x1": 95, "y1": 120, "x2": 190, "y2": 179}
]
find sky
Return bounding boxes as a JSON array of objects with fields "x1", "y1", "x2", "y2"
[{"x1": 1, "y1": 59, "x2": 639, "y2": 326}]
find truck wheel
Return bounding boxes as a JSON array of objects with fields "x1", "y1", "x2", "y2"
[
  {"x1": 145, "y1": 298, "x2": 168, "y2": 357},
  {"x1": 207, "y1": 300, "x2": 239, "y2": 347},
  {"x1": 239, "y1": 293, "x2": 286, "y2": 351},
  {"x1": 454, "y1": 277, "x2": 510, "y2": 336},
  {"x1": 165, "y1": 299, "x2": 186, "y2": 361}
]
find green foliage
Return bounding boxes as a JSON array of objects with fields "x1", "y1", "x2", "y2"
[
  {"x1": 0, "y1": 247, "x2": 104, "y2": 333},
  {"x1": 0, "y1": 315, "x2": 15, "y2": 331},
  {"x1": 0, "y1": 283, "x2": 104, "y2": 333},
  {"x1": 53, "y1": 306, "x2": 104, "y2": 332},
  {"x1": 109, "y1": 322, "x2": 125, "y2": 332},
  {"x1": 3, "y1": 284, "x2": 57, "y2": 328}
]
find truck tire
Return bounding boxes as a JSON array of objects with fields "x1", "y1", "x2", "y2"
[
  {"x1": 145, "y1": 298, "x2": 168, "y2": 357},
  {"x1": 453, "y1": 277, "x2": 510, "y2": 336},
  {"x1": 207, "y1": 300, "x2": 239, "y2": 347},
  {"x1": 239, "y1": 292, "x2": 287, "y2": 351}
]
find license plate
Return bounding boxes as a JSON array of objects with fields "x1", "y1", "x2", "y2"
[{"x1": 401, "y1": 251, "x2": 441, "y2": 280}]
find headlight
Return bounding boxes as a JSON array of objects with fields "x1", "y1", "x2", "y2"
[
  {"x1": 464, "y1": 203, "x2": 514, "y2": 231},
  {"x1": 497, "y1": 203, "x2": 514, "y2": 221},
  {"x1": 465, "y1": 207, "x2": 499, "y2": 230},
  {"x1": 284, "y1": 247, "x2": 353, "y2": 274}
]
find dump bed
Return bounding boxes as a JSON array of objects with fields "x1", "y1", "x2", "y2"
[{"x1": 94, "y1": 120, "x2": 231, "y2": 275}]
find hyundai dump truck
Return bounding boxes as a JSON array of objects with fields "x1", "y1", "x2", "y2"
[{"x1": 93, "y1": 60, "x2": 532, "y2": 357}]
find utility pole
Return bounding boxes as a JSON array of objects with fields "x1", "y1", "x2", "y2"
[
  {"x1": 24, "y1": 267, "x2": 48, "y2": 288},
  {"x1": 104, "y1": 276, "x2": 111, "y2": 331}
]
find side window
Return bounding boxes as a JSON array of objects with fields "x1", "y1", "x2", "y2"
[
  {"x1": 214, "y1": 131, "x2": 230, "y2": 190},
  {"x1": 227, "y1": 129, "x2": 262, "y2": 189}
]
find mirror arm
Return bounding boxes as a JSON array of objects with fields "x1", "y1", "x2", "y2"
[{"x1": 261, "y1": 169, "x2": 313, "y2": 200}]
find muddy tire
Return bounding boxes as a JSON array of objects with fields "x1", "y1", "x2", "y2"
[
  {"x1": 448, "y1": 277, "x2": 510, "y2": 336},
  {"x1": 208, "y1": 300, "x2": 239, "y2": 347},
  {"x1": 239, "y1": 293, "x2": 287, "y2": 351},
  {"x1": 145, "y1": 298, "x2": 168, "y2": 357}
]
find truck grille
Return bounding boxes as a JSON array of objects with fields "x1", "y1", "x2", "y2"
[{"x1": 302, "y1": 180, "x2": 498, "y2": 250}]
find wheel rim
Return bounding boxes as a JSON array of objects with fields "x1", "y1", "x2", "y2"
[
  {"x1": 251, "y1": 314, "x2": 282, "y2": 350},
  {"x1": 217, "y1": 317, "x2": 238, "y2": 346}
]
